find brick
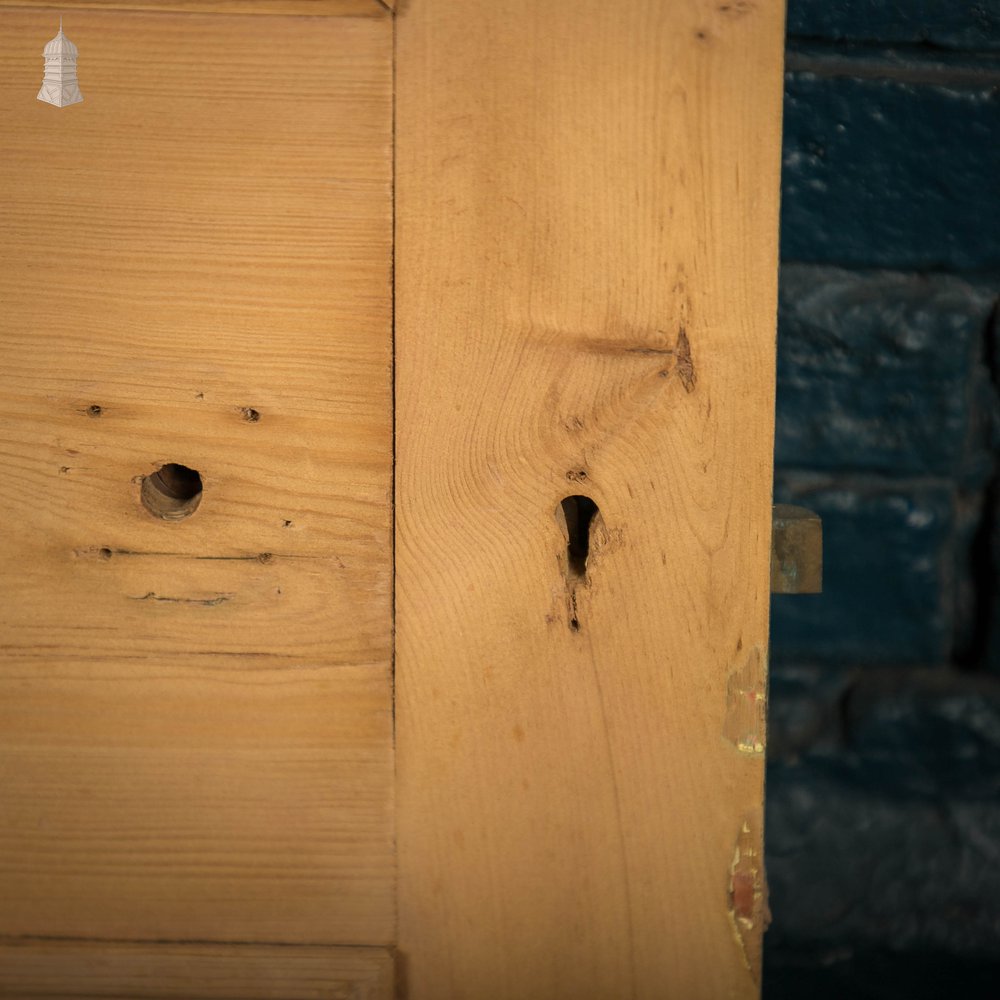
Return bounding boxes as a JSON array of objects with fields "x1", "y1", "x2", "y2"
[
  {"x1": 764, "y1": 669, "x2": 1000, "y2": 963},
  {"x1": 770, "y1": 474, "x2": 955, "y2": 666},
  {"x1": 787, "y1": 0, "x2": 1000, "y2": 51},
  {"x1": 766, "y1": 784, "x2": 1000, "y2": 954},
  {"x1": 766, "y1": 663, "x2": 855, "y2": 760},
  {"x1": 781, "y1": 62, "x2": 1000, "y2": 269},
  {"x1": 844, "y1": 671, "x2": 1000, "y2": 794},
  {"x1": 775, "y1": 266, "x2": 998, "y2": 477}
]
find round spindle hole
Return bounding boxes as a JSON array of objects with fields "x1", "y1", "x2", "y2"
[{"x1": 141, "y1": 463, "x2": 203, "y2": 521}]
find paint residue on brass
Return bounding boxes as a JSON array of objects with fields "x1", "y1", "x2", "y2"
[
  {"x1": 724, "y1": 646, "x2": 766, "y2": 754},
  {"x1": 727, "y1": 816, "x2": 766, "y2": 985}
]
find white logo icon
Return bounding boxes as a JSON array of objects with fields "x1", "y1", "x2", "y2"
[{"x1": 38, "y1": 17, "x2": 83, "y2": 108}]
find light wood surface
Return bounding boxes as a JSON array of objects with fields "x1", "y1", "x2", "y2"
[
  {"x1": 0, "y1": 3, "x2": 393, "y2": 949},
  {"x1": 1, "y1": 0, "x2": 783, "y2": 994},
  {"x1": 0, "y1": 1, "x2": 389, "y2": 18},
  {"x1": 395, "y1": 0, "x2": 784, "y2": 996},
  {"x1": 0, "y1": 940, "x2": 393, "y2": 999}
]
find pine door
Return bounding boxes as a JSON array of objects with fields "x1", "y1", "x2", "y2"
[{"x1": 0, "y1": 2, "x2": 784, "y2": 997}]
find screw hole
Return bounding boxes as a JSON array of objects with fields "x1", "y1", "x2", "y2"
[{"x1": 141, "y1": 463, "x2": 203, "y2": 521}]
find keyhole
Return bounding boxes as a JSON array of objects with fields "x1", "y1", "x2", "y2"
[{"x1": 561, "y1": 494, "x2": 599, "y2": 580}]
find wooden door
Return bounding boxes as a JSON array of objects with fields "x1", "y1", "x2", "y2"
[{"x1": 0, "y1": 1, "x2": 784, "y2": 997}]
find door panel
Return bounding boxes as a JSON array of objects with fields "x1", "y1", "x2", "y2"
[{"x1": 0, "y1": 6, "x2": 394, "y2": 947}]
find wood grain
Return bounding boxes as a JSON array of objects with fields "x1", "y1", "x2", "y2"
[
  {"x1": 0, "y1": 6, "x2": 393, "y2": 947},
  {"x1": 0, "y1": 940, "x2": 393, "y2": 998},
  {"x1": 395, "y1": 1, "x2": 784, "y2": 997},
  {"x1": 0, "y1": 1, "x2": 389, "y2": 18},
  {"x1": 0, "y1": 659, "x2": 393, "y2": 943}
]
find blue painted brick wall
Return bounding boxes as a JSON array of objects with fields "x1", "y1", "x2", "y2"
[
  {"x1": 775, "y1": 266, "x2": 995, "y2": 477},
  {"x1": 781, "y1": 61, "x2": 1000, "y2": 270},
  {"x1": 771, "y1": 473, "x2": 957, "y2": 665},
  {"x1": 772, "y1": 8, "x2": 1000, "y2": 671},
  {"x1": 766, "y1": 2, "x2": 1000, "y2": 995}
]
